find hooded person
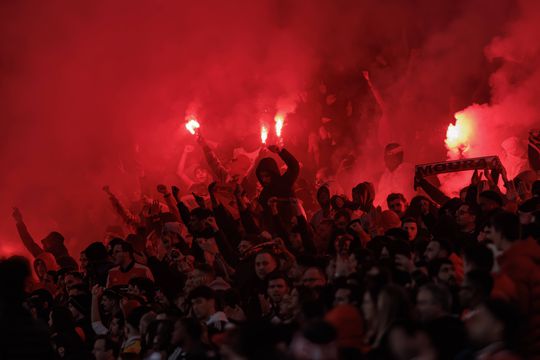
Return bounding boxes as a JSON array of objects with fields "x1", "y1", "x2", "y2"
[
  {"x1": 375, "y1": 143, "x2": 416, "y2": 207},
  {"x1": 255, "y1": 145, "x2": 300, "y2": 226},
  {"x1": 33, "y1": 252, "x2": 59, "y2": 280},
  {"x1": 12, "y1": 208, "x2": 78, "y2": 271}
]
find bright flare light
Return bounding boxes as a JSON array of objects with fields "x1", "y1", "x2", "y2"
[
  {"x1": 274, "y1": 114, "x2": 284, "y2": 138},
  {"x1": 445, "y1": 112, "x2": 473, "y2": 157},
  {"x1": 261, "y1": 125, "x2": 268, "y2": 144},
  {"x1": 185, "y1": 119, "x2": 200, "y2": 135}
]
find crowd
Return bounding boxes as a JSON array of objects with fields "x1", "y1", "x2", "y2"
[{"x1": 1, "y1": 118, "x2": 540, "y2": 360}]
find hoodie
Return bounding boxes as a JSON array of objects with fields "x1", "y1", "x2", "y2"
[{"x1": 255, "y1": 148, "x2": 300, "y2": 210}]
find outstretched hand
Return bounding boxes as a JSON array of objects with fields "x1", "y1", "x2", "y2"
[
  {"x1": 171, "y1": 186, "x2": 180, "y2": 201},
  {"x1": 156, "y1": 184, "x2": 168, "y2": 195},
  {"x1": 12, "y1": 207, "x2": 23, "y2": 223}
]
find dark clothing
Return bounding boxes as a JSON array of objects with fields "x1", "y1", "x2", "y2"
[
  {"x1": 256, "y1": 149, "x2": 300, "y2": 210},
  {"x1": 16, "y1": 222, "x2": 78, "y2": 270}
]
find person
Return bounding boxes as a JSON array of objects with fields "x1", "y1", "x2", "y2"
[
  {"x1": 402, "y1": 217, "x2": 418, "y2": 242},
  {"x1": 0, "y1": 256, "x2": 55, "y2": 360},
  {"x1": 387, "y1": 193, "x2": 408, "y2": 218},
  {"x1": 188, "y1": 285, "x2": 228, "y2": 334},
  {"x1": 12, "y1": 207, "x2": 78, "y2": 270},
  {"x1": 122, "y1": 306, "x2": 150, "y2": 355},
  {"x1": 92, "y1": 335, "x2": 119, "y2": 360},
  {"x1": 459, "y1": 270, "x2": 493, "y2": 316},
  {"x1": 416, "y1": 283, "x2": 453, "y2": 322},
  {"x1": 487, "y1": 211, "x2": 540, "y2": 358},
  {"x1": 264, "y1": 272, "x2": 291, "y2": 319},
  {"x1": 106, "y1": 240, "x2": 154, "y2": 287},
  {"x1": 255, "y1": 144, "x2": 300, "y2": 222},
  {"x1": 375, "y1": 143, "x2": 415, "y2": 206},
  {"x1": 465, "y1": 299, "x2": 521, "y2": 360},
  {"x1": 301, "y1": 266, "x2": 327, "y2": 288}
]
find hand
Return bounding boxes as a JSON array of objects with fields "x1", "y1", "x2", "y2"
[
  {"x1": 192, "y1": 192, "x2": 206, "y2": 209},
  {"x1": 184, "y1": 145, "x2": 195, "y2": 154},
  {"x1": 208, "y1": 182, "x2": 218, "y2": 195},
  {"x1": 267, "y1": 145, "x2": 281, "y2": 154},
  {"x1": 91, "y1": 284, "x2": 103, "y2": 298},
  {"x1": 362, "y1": 70, "x2": 370, "y2": 82},
  {"x1": 505, "y1": 181, "x2": 519, "y2": 202},
  {"x1": 259, "y1": 294, "x2": 272, "y2": 316},
  {"x1": 171, "y1": 186, "x2": 180, "y2": 200},
  {"x1": 12, "y1": 207, "x2": 23, "y2": 223},
  {"x1": 156, "y1": 184, "x2": 168, "y2": 194},
  {"x1": 470, "y1": 169, "x2": 480, "y2": 187},
  {"x1": 258, "y1": 146, "x2": 269, "y2": 158}
]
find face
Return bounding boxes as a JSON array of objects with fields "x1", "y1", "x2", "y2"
[
  {"x1": 255, "y1": 253, "x2": 277, "y2": 280},
  {"x1": 194, "y1": 167, "x2": 209, "y2": 183},
  {"x1": 302, "y1": 267, "x2": 326, "y2": 288},
  {"x1": 362, "y1": 292, "x2": 376, "y2": 322},
  {"x1": 68, "y1": 302, "x2": 82, "y2": 320},
  {"x1": 268, "y1": 278, "x2": 289, "y2": 303},
  {"x1": 424, "y1": 241, "x2": 441, "y2": 262},
  {"x1": 101, "y1": 295, "x2": 117, "y2": 313},
  {"x1": 161, "y1": 233, "x2": 175, "y2": 252},
  {"x1": 93, "y1": 339, "x2": 112, "y2": 360},
  {"x1": 402, "y1": 222, "x2": 418, "y2": 241},
  {"x1": 456, "y1": 205, "x2": 475, "y2": 227},
  {"x1": 112, "y1": 244, "x2": 127, "y2": 265},
  {"x1": 384, "y1": 152, "x2": 402, "y2": 171},
  {"x1": 388, "y1": 199, "x2": 406, "y2": 216},
  {"x1": 334, "y1": 288, "x2": 352, "y2": 306},
  {"x1": 437, "y1": 264, "x2": 456, "y2": 286},
  {"x1": 35, "y1": 260, "x2": 47, "y2": 279},
  {"x1": 191, "y1": 297, "x2": 214, "y2": 320},
  {"x1": 259, "y1": 171, "x2": 272, "y2": 186},
  {"x1": 289, "y1": 233, "x2": 303, "y2": 251},
  {"x1": 317, "y1": 190, "x2": 330, "y2": 206}
]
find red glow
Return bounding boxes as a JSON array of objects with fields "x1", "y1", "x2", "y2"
[
  {"x1": 274, "y1": 114, "x2": 284, "y2": 138},
  {"x1": 185, "y1": 119, "x2": 201, "y2": 135},
  {"x1": 261, "y1": 125, "x2": 268, "y2": 144},
  {"x1": 445, "y1": 112, "x2": 473, "y2": 159}
]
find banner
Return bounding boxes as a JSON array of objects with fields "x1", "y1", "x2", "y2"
[{"x1": 415, "y1": 155, "x2": 501, "y2": 177}]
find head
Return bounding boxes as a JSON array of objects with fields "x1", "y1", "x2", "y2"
[
  {"x1": 254, "y1": 251, "x2": 278, "y2": 280},
  {"x1": 64, "y1": 271, "x2": 84, "y2": 289},
  {"x1": 486, "y1": 212, "x2": 520, "y2": 251},
  {"x1": 193, "y1": 165, "x2": 210, "y2": 184},
  {"x1": 428, "y1": 259, "x2": 456, "y2": 287},
  {"x1": 462, "y1": 243, "x2": 494, "y2": 273},
  {"x1": 384, "y1": 143, "x2": 404, "y2": 171},
  {"x1": 316, "y1": 185, "x2": 331, "y2": 208},
  {"x1": 171, "y1": 317, "x2": 203, "y2": 347},
  {"x1": 256, "y1": 157, "x2": 280, "y2": 187},
  {"x1": 101, "y1": 290, "x2": 120, "y2": 314},
  {"x1": 478, "y1": 191, "x2": 503, "y2": 213},
  {"x1": 125, "y1": 306, "x2": 151, "y2": 337},
  {"x1": 456, "y1": 203, "x2": 478, "y2": 230},
  {"x1": 189, "y1": 286, "x2": 217, "y2": 321},
  {"x1": 128, "y1": 277, "x2": 156, "y2": 301},
  {"x1": 402, "y1": 218, "x2": 418, "y2": 241},
  {"x1": 387, "y1": 193, "x2": 407, "y2": 217},
  {"x1": 302, "y1": 266, "x2": 327, "y2": 288},
  {"x1": 333, "y1": 283, "x2": 360, "y2": 307},
  {"x1": 459, "y1": 270, "x2": 493, "y2": 310},
  {"x1": 352, "y1": 182, "x2": 375, "y2": 211},
  {"x1": 416, "y1": 284, "x2": 451, "y2": 322},
  {"x1": 266, "y1": 272, "x2": 290, "y2": 303},
  {"x1": 92, "y1": 335, "x2": 118, "y2": 360},
  {"x1": 466, "y1": 299, "x2": 519, "y2": 348},
  {"x1": 41, "y1": 232, "x2": 65, "y2": 253},
  {"x1": 110, "y1": 240, "x2": 133, "y2": 266},
  {"x1": 334, "y1": 210, "x2": 351, "y2": 231},
  {"x1": 424, "y1": 239, "x2": 451, "y2": 262}
]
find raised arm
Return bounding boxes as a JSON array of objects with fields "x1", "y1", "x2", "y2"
[
  {"x1": 103, "y1": 186, "x2": 141, "y2": 229},
  {"x1": 12, "y1": 207, "x2": 43, "y2": 257},
  {"x1": 268, "y1": 145, "x2": 299, "y2": 186},
  {"x1": 198, "y1": 134, "x2": 230, "y2": 183},
  {"x1": 157, "y1": 184, "x2": 182, "y2": 223}
]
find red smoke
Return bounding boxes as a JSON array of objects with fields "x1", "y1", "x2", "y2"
[{"x1": 1, "y1": 0, "x2": 538, "y2": 257}]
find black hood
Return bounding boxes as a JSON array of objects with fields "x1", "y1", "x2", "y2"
[{"x1": 256, "y1": 157, "x2": 280, "y2": 185}]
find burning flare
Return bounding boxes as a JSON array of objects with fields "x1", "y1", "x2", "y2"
[
  {"x1": 185, "y1": 119, "x2": 201, "y2": 135},
  {"x1": 274, "y1": 114, "x2": 284, "y2": 138},
  {"x1": 445, "y1": 112, "x2": 473, "y2": 158},
  {"x1": 261, "y1": 125, "x2": 268, "y2": 144}
]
